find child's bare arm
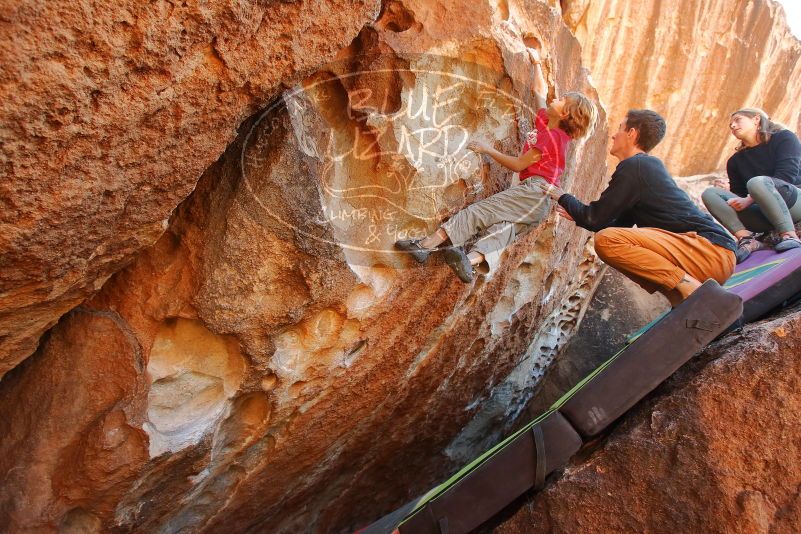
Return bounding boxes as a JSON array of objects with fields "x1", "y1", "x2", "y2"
[
  {"x1": 468, "y1": 140, "x2": 541, "y2": 172},
  {"x1": 528, "y1": 48, "x2": 547, "y2": 110}
]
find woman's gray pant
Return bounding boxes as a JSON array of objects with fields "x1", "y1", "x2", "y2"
[
  {"x1": 702, "y1": 175, "x2": 801, "y2": 235},
  {"x1": 441, "y1": 177, "x2": 551, "y2": 274}
]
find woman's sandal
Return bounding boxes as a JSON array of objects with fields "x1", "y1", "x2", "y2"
[
  {"x1": 774, "y1": 235, "x2": 801, "y2": 253},
  {"x1": 734, "y1": 234, "x2": 762, "y2": 264}
]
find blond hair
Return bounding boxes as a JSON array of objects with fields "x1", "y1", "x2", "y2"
[
  {"x1": 560, "y1": 91, "x2": 597, "y2": 139},
  {"x1": 731, "y1": 107, "x2": 786, "y2": 151}
]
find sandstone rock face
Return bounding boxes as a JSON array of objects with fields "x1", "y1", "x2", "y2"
[
  {"x1": 5, "y1": 1, "x2": 800, "y2": 532},
  {"x1": 562, "y1": 0, "x2": 801, "y2": 176},
  {"x1": 0, "y1": 0, "x2": 381, "y2": 377},
  {"x1": 496, "y1": 306, "x2": 801, "y2": 534},
  {"x1": 0, "y1": 1, "x2": 611, "y2": 532}
]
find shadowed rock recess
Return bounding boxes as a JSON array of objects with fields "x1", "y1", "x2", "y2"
[{"x1": 2, "y1": 0, "x2": 801, "y2": 533}]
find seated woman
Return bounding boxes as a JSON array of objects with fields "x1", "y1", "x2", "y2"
[
  {"x1": 702, "y1": 107, "x2": 801, "y2": 263},
  {"x1": 395, "y1": 49, "x2": 596, "y2": 282}
]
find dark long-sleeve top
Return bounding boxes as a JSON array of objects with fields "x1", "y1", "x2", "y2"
[
  {"x1": 558, "y1": 153, "x2": 736, "y2": 251},
  {"x1": 727, "y1": 129, "x2": 801, "y2": 197}
]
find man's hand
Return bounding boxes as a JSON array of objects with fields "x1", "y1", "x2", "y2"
[
  {"x1": 534, "y1": 179, "x2": 565, "y2": 200},
  {"x1": 467, "y1": 140, "x2": 492, "y2": 155},
  {"x1": 556, "y1": 204, "x2": 574, "y2": 222},
  {"x1": 727, "y1": 195, "x2": 754, "y2": 212}
]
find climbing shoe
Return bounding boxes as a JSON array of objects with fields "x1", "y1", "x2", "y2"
[
  {"x1": 735, "y1": 234, "x2": 762, "y2": 264},
  {"x1": 775, "y1": 235, "x2": 801, "y2": 253},
  {"x1": 443, "y1": 246, "x2": 475, "y2": 283},
  {"x1": 394, "y1": 239, "x2": 432, "y2": 263}
]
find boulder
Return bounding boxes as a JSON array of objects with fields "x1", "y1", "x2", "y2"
[
  {"x1": 0, "y1": 0, "x2": 381, "y2": 377},
  {"x1": 0, "y1": 1, "x2": 610, "y2": 531}
]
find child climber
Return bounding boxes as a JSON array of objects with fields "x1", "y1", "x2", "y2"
[{"x1": 395, "y1": 49, "x2": 597, "y2": 282}]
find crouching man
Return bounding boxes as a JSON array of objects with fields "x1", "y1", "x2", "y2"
[{"x1": 539, "y1": 109, "x2": 736, "y2": 306}]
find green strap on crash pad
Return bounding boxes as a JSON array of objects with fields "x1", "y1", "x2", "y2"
[
  {"x1": 395, "y1": 409, "x2": 556, "y2": 528},
  {"x1": 396, "y1": 328, "x2": 649, "y2": 527},
  {"x1": 547, "y1": 343, "x2": 628, "y2": 412},
  {"x1": 625, "y1": 311, "x2": 669, "y2": 344}
]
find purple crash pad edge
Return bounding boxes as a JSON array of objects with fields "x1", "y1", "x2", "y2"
[{"x1": 727, "y1": 247, "x2": 801, "y2": 301}]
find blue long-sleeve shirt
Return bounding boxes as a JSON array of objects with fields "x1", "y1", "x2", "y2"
[{"x1": 558, "y1": 153, "x2": 736, "y2": 251}]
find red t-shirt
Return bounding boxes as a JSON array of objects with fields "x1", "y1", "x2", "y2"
[{"x1": 519, "y1": 108, "x2": 570, "y2": 186}]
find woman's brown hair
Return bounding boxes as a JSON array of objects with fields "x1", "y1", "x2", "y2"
[{"x1": 731, "y1": 107, "x2": 786, "y2": 151}]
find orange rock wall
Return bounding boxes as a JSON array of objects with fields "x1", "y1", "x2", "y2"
[{"x1": 562, "y1": 0, "x2": 801, "y2": 175}]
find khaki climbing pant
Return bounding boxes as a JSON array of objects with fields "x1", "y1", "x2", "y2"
[
  {"x1": 441, "y1": 177, "x2": 552, "y2": 274},
  {"x1": 593, "y1": 227, "x2": 736, "y2": 294}
]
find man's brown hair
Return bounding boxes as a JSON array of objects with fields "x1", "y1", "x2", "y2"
[{"x1": 625, "y1": 109, "x2": 666, "y2": 152}]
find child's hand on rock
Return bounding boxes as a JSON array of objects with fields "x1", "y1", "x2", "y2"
[{"x1": 467, "y1": 140, "x2": 491, "y2": 154}]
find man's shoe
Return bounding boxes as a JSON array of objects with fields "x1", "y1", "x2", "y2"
[
  {"x1": 774, "y1": 236, "x2": 801, "y2": 253},
  {"x1": 734, "y1": 235, "x2": 762, "y2": 264},
  {"x1": 443, "y1": 247, "x2": 475, "y2": 283},
  {"x1": 394, "y1": 239, "x2": 432, "y2": 263}
]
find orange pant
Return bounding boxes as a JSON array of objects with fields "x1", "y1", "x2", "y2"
[{"x1": 594, "y1": 227, "x2": 736, "y2": 293}]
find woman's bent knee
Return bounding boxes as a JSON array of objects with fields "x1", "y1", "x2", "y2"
[
  {"x1": 701, "y1": 187, "x2": 719, "y2": 209},
  {"x1": 746, "y1": 175, "x2": 773, "y2": 194}
]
